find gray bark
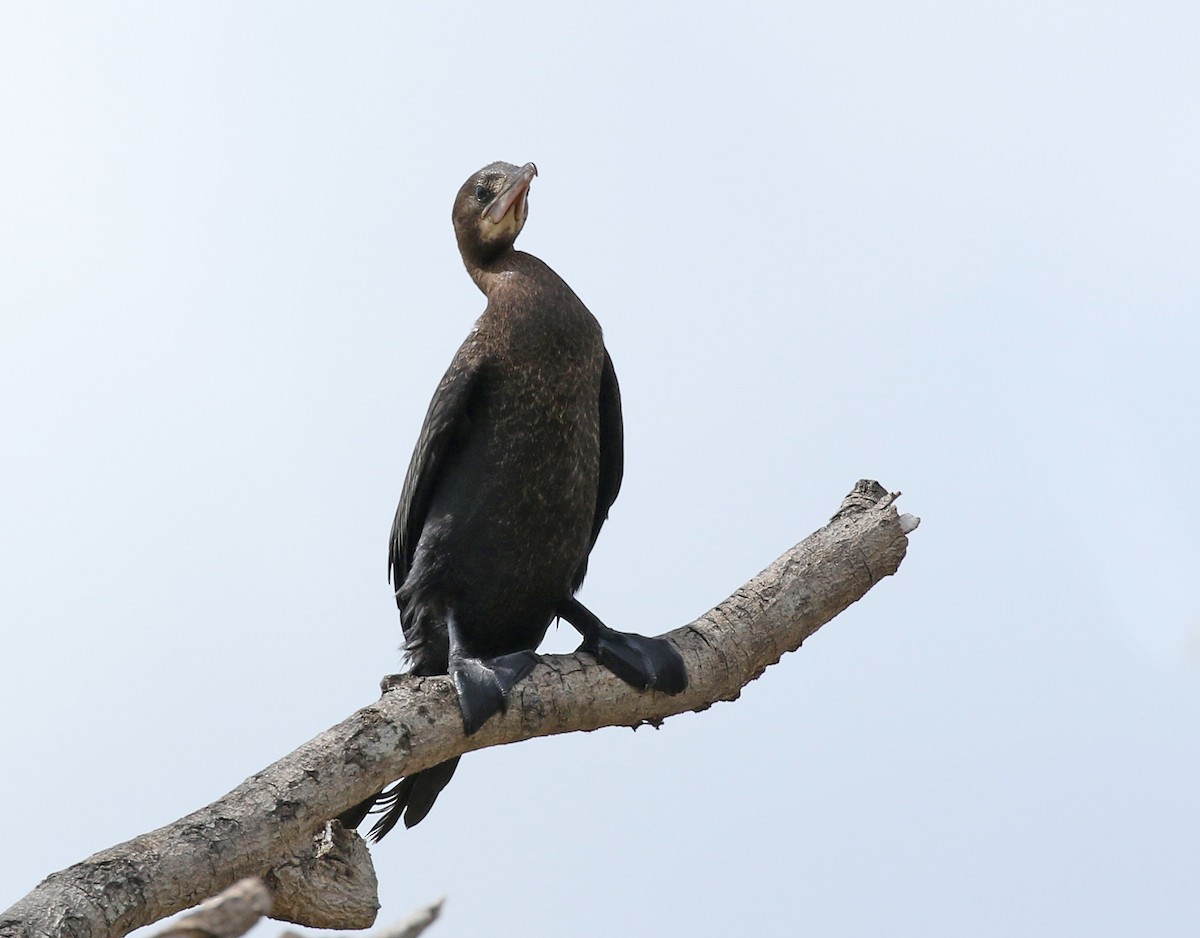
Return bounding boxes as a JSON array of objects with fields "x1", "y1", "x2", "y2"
[
  {"x1": 0, "y1": 481, "x2": 917, "y2": 938},
  {"x1": 152, "y1": 879, "x2": 271, "y2": 938},
  {"x1": 281, "y1": 899, "x2": 444, "y2": 938}
]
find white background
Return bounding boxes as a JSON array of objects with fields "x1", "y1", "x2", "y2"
[{"x1": 2, "y1": 3, "x2": 1198, "y2": 936}]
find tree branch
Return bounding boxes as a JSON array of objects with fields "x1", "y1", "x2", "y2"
[
  {"x1": 151, "y1": 879, "x2": 271, "y2": 938},
  {"x1": 281, "y1": 898, "x2": 444, "y2": 938},
  {"x1": 1, "y1": 481, "x2": 916, "y2": 938}
]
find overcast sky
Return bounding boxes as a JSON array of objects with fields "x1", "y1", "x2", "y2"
[{"x1": 2, "y1": 3, "x2": 1198, "y2": 936}]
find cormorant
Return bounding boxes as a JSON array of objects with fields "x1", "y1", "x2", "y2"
[{"x1": 339, "y1": 162, "x2": 687, "y2": 841}]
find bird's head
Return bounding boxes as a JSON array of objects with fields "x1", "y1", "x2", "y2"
[{"x1": 452, "y1": 161, "x2": 537, "y2": 269}]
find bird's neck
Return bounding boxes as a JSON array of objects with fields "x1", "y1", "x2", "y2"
[{"x1": 467, "y1": 249, "x2": 544, "y2": 296}]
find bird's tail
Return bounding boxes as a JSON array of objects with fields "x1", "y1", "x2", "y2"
[{"x1": 337, "y1": 756, "x2": 462, "y2": 842}]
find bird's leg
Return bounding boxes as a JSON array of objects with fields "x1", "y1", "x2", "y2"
[
  {"x1": 447, "y1": 611, "x2": 540, "y2": 736},
  {"x1": 557, "y1": 597, "x2": 688, "y2": 695}
]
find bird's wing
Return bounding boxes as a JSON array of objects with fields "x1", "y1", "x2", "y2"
[
  {"x1": 388, "y1": 341, "x2": 482, "y2": 599},
  {"x1": 590, "y1": 348, "x2": 624, "y2": 549}
]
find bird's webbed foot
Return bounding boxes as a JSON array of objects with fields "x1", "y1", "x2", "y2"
[
  {"x1": 586, "y1": 630, "x2": 689, "y2": 695},
  {"x1": 449, "y1": 650, "x2": 540, "y2": 736},
  {"x1": 557, "y1": 598, "x2": 688, "y2": 695}
]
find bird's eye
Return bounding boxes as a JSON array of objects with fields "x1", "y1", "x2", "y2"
[{"x1": 474, "y1": 183, "x2": 489, "y2": 202}]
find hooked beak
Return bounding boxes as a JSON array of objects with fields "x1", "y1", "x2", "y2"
[{"x1": 486, "y1": 162, "x2": 537, "y2": 226}]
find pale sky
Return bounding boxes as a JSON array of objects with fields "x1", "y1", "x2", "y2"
[{"x1": 2, "y1": 3, "x2": 1198, "y2": 936}]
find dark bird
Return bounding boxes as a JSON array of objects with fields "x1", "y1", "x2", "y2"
[{"x1": 339, "y1": 161, "x2": 687, "y2": 841}]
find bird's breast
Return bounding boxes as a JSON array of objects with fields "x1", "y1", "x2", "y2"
[{"x1": 424, "y1": 299, "x2": 605, "y2": 584}]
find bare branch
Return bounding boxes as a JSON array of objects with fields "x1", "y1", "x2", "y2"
[
  {"x1": 0, "y1": 481, "x2": 914, "y2": 938},
  {"x1": 379, "y1": 899, "x2": 443, "y2": 938},
  {"x1": 152, "y1": 878, "x2": 271, "y2": 938},
  {"x1": 281, "y1": 899, "x2": 444, "y2": 938},
  {"x1": 266, "y1": 816, "x2": 379, "y2": 928}
]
